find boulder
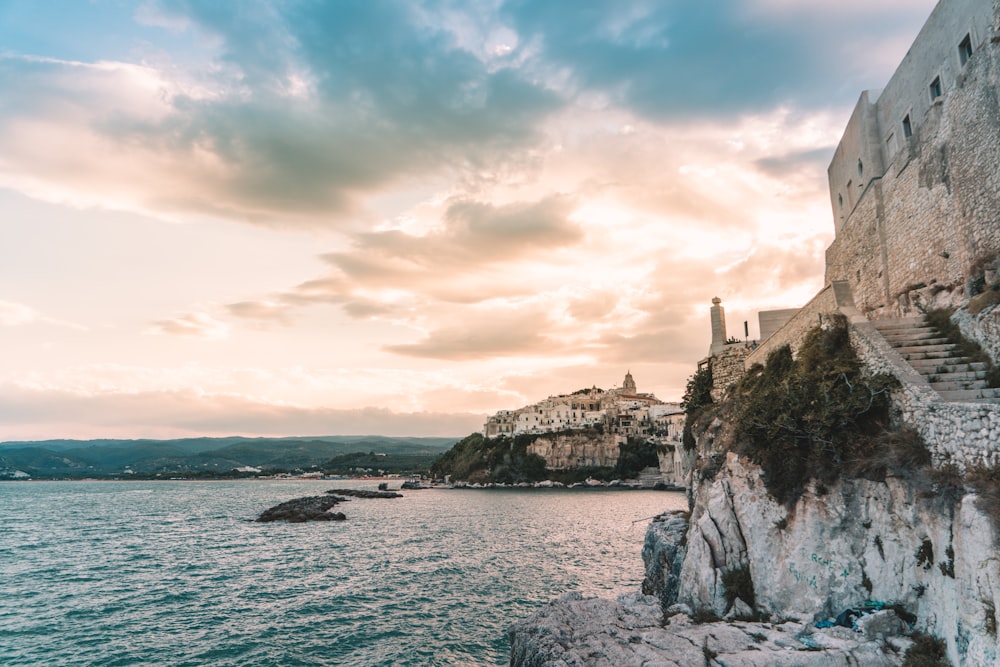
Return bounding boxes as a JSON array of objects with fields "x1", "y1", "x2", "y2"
[{"x1": 256, "y1": 495, "x2": 347, "y2": 522}]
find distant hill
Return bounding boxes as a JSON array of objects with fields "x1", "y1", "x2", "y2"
[{"x1": 0, "y1": 435, "x2": 459, "y2": 477}]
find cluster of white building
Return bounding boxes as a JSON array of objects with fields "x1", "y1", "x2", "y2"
[{"x1": 483, "y1": 372, "x2": 685, "y2": 444}]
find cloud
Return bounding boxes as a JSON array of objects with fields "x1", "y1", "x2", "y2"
[
  {"x1": 754, "y1": 147, "x2": 834, "y2": 179},
  {"x1": 0, "y1": 300, "x2": 38, "y2": 327},
  {"x1": 385, "y1": 309, "x2": 555, "y2": 360},
  {"x1": 0, "y1": 1, "x2": 563, "y2": 228},
  {"x1": 222, "y1": 194, "x2": 583, "y2": 325},
  {"x1": 0, "y1": 298, "x2": 86, "y2": 330},
  {"x1": 501, "y1": 0, "x2": 938, "y2": 120},
  {"x1": 147, "y1": 312, "x2": 230, "y2": 339}
]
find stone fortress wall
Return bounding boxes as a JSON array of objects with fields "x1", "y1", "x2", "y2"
[{"x1": 825, "y1": 0, "x2": 1000, "y2": 316}]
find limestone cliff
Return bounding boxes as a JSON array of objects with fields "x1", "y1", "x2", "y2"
[
  {"x1": 527, "y1": 432, "x2": 620, "y2": 470},
  {"x1": 671, "y1": 453, "x2": 999, "y2": 665},
  {"x1": 509, "y1": 449, "x2": 998, "y2": 665}
]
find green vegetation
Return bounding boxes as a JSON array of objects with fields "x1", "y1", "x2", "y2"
[
  {"x1": 681, "y1": 364, "x2": 713, "y2": 451},
  {"x1": 321, "y1": 451, "x2": 438, "y2": 476},
  {"x1": 729, "y1": 315, "x2": 905, "y2": 505},
  {"x1": 0, "y1": 435, "x2": 454, "y2": 478},
  {"x1": 902, "y1": 633, "x2": 948, "y2": 667},
  {"x1": 430, "y1": 433, "x2": 548, "y2": 484},
  {"x1": 431, "y1": 430, "x2": 663, "y2": 484},
  {"x1": 615, "y1": 437, "x2": 659, "y2": 479}
]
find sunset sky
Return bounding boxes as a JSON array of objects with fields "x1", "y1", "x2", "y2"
[{"x1": 0, "y1": 0, "x2": 938, "y2": 440}]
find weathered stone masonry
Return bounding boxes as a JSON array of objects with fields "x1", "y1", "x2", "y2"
[{"x1": 826, "y1": 0, "x2": 1000, "y2": 316}]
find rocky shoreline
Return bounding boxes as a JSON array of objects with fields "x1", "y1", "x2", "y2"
[
  {"x1": 508, "y1": 509, "x2": 915, "y2": 666},
  {"x1": 510, "y1": 448, "x2": 1000, "y2": 665},
  {"x1": 509, "y1": 592, "x2": 911, "y2": 666}
]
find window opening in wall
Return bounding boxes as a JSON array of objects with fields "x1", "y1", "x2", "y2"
[
  {"x1": 902, "y1": 115, "x2": 912, "y2": 138},
  {"x1": 838, "y1": 193, "x2": 843, "y2": 210},
  {"x1": 857, "y1": 159, "x2": 863, "y2": 178},
  {"x1": 929, "y1": 76, "x2": 943, "y2": 101},
  {"x1": 959, "y1": 34, "x2": 973, "y2": 66}
]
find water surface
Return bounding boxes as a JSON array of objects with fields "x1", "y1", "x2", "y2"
[{"x1": 1, "y1": 480, "x2": 685, "y2": 666}]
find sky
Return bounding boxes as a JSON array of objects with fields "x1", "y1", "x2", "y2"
[{"x1": 0, "y1": 0, "x2": 939, "y2": 440}]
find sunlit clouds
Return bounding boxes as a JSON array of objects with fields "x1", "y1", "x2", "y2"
[{"x1": 0, "y1": 0, "x2": 937, "y2": 438}]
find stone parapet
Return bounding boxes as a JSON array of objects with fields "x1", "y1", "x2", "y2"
[{"x1": 745, "y1": 281, "x2": 852, "y2": 368}]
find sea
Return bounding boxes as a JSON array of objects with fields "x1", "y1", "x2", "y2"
[{"x1": 0, "y1": 480, "x2": 687, "y2": 666}]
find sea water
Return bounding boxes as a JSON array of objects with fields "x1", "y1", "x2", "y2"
[{"x1": 0, "y1": 480, "x2": 686, "y2": 666}]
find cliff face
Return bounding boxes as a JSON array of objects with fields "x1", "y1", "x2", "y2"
[
  {"x1": 666, "y1": 453, "x2": 1000, "y2": 665},
  {"x1": 527, "y1": 432, "x2": 619, "y2": 469}
]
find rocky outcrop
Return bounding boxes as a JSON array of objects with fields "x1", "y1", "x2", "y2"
[
  {"x1": 671, "y1": 453, "x2": 1000, "y2": 665},
  {"x1": 640, "y1": 511, "x2": 688, "y2": 612},
  {"x1": 511, "y1": 451, "x2": 1000, "y2": 665},
  {"x1": 325, "y1": 488, "x2": 403, "y2": 498},
  {"x1": 256, "y1": 495, "x2": 347, "y2": 522},
  {"x1": 508, "y1": 592, "x2": 910, "y2": 666},
  {"x1": 527, "y1": 432, "x2": 620, "y2": 470}
]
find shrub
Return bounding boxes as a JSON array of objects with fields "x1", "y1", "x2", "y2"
[
  {"x1": 731, "y1": 315, "x2": 897, "y2": 504},
  {"x1": 615, "y1": 437, "x2": 660, "y2": 479},
  {"x1": 681, "y1": 364, "x2": 714, "y2": 451},
  {"x1": 915, "y1": 539, "x2": 934, "y2": 570},
  {"x1": 902, "y1": 633, "x2": 948, "y2": 667}
]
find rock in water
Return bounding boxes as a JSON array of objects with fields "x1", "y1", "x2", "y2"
[
  {"x1": 256, "y1": 496, "x2": 347, "y2": 522},
  {"x1": 325, "y1": 488, "x2": 403, "y2": 499}
]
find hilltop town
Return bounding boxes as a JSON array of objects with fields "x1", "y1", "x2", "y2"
[{"x1": 481, "y1": 371, "x2": 686, "y2": 481}]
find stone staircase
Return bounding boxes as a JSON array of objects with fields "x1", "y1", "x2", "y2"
[{"x1": 872, "y1": 316, "x2": 1000, "y2": 403}]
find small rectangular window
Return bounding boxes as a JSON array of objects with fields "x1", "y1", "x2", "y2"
[
  {"x1": 930, "y1": 76, "x2": 943, "y2": 101},
  {"x1": 959, "y1": 34, "x2": 973, "y2": 66},
  {"x1": 902, "y1": 115, "x2": 912, "y2": 138}
]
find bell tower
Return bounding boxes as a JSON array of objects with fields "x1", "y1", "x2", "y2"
[{"x1": 622, "y1": 370, "x2": 637, "y2": 395}]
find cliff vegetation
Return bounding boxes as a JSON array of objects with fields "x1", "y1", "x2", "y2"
[
  {"x1": 431, "y1": 431, "x2": 660, "y2": 484},
  {"x1": 693, "y1": 315, "x2": 938, "y2": 505}
]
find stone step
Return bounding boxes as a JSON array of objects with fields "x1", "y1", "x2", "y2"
[
  {"x1": 882, "y1": 331, "x2": 948, "y2": 343},
  {"x1": 899, "y1": 349, "x2": 963, "y2": 361},
  {"x1": 937, "y1": 388, "x2": 1000, "y2": 401},
  {"x1": 921, "y1": 370, "x2": 988, "y2": 382},
  {"x1": 928, "y1": 379, "x2": 991, "y2": 391},
  {"x1": 894, "y1": 343, "x2": 957, "y2": 354},
  {"x1": 876, "y1": 327, "x2": 940, "y2": 338},
  {"x1": 872, "y1": 317, "x2": 929, "y2": 331},
  {"x1": 907, "y1": 359, "x2": 985, "y2": 372},
  {"x1": 883, "y1": 336, "x2": 950, "y2": 348}
]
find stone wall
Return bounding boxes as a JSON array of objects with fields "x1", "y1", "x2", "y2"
[
  {"x1": 710, "y1": 345, "x2": 750, "y2": 400},
  {"x1": 825, "y1": 4, "x2": 1000, "y2": 315},
  {"x1": 744, "y1": 281, "x2": 852, "y2": 368}
]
